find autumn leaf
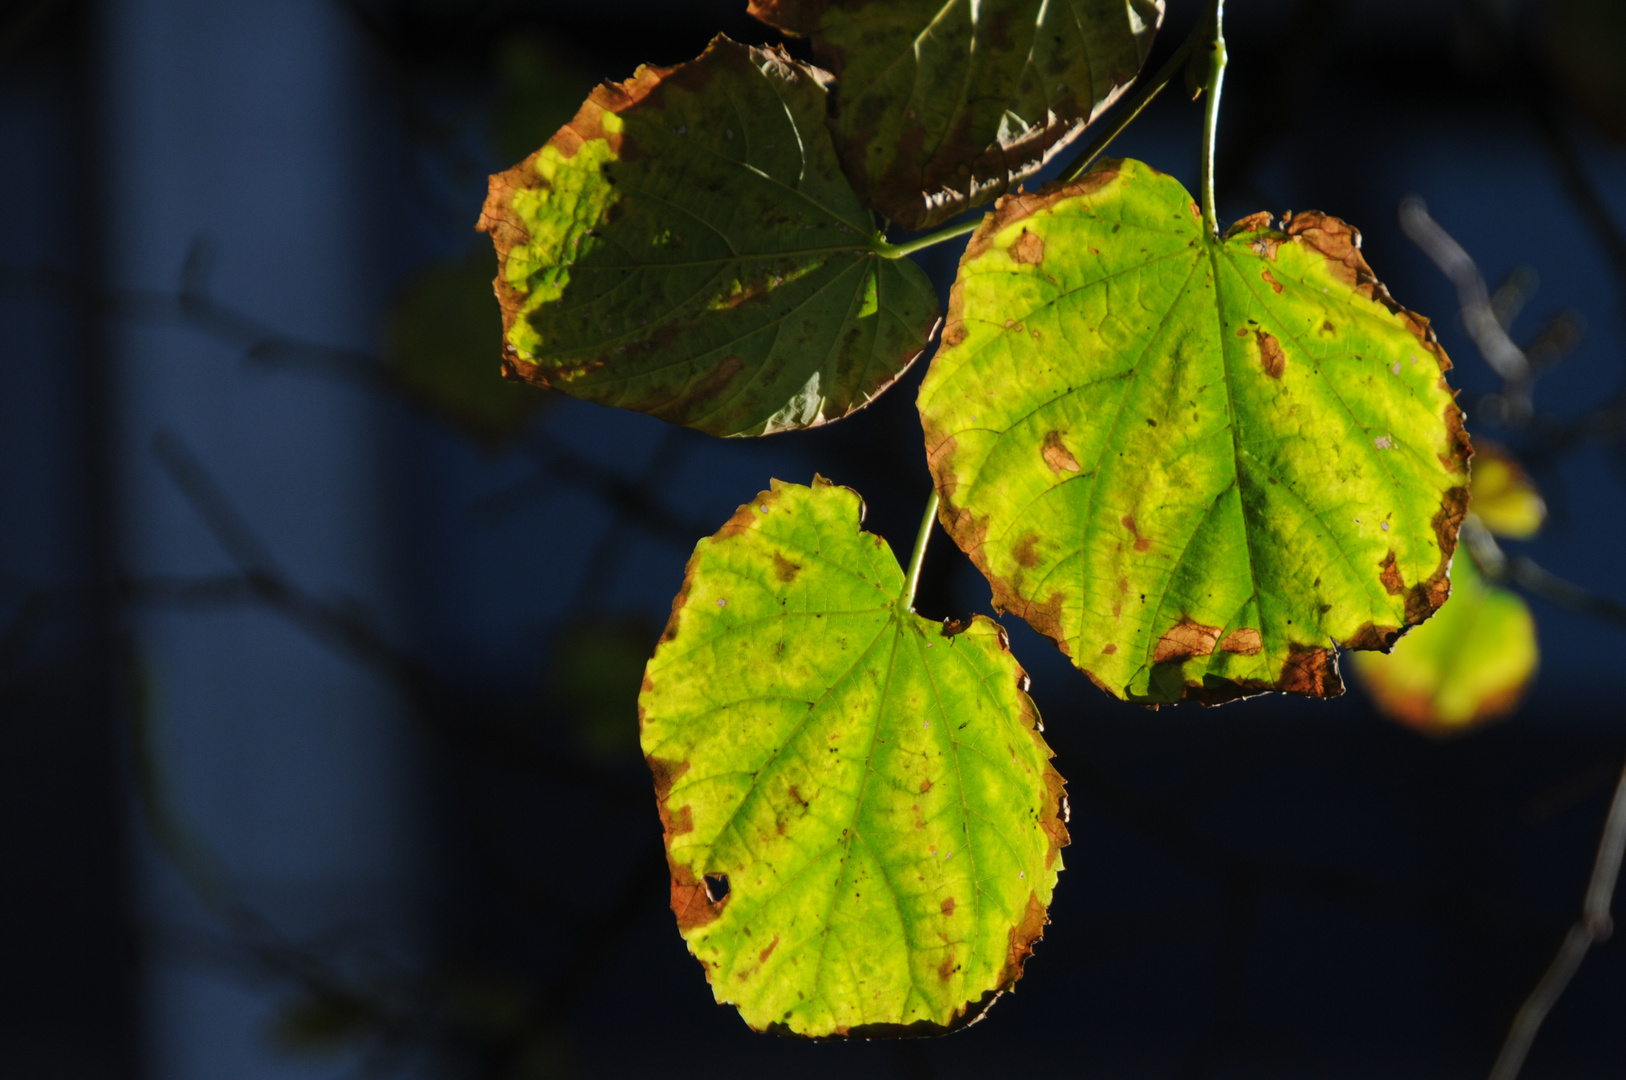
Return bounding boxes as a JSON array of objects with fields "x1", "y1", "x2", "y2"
[
  {"x1": 639, "y1": 477, "x2": 1066, "y2": 1035},
  {"x1": 478, "y1": 36, "x2": 939, "y2": 437},
  {"x1": 918, "y1": 160, "x2": 1470, "y2": 705},
  {"x1": 751, "y1": 0, "x2": 1162, "y2": 230},
  {"x1": 1351, "y1": 552, "x2": 1538, "y2": 733},
  {"x1": 1468, "y1": 440, "x2": 1546, "y2": 539}
]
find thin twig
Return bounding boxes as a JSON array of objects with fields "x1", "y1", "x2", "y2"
[
  {"x1": 1488, "y1": 758, "x2": 1626, "y2": 1080},
  {"x1": 1399, "y1": 196, "x2": 1531, "y2": 415}
]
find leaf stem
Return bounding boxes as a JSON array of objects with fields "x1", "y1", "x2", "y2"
[
  {"x1": 875, "y1": 218, "x2": 982, "y2": 259},
  {"x1": 901, "y1": 490, "x2": 941, "y2": 611},
  {"x1": 1061, "y1": 20, "x2": 1205, "y2": 184},
  {"x1": 1198, "y1": 0, "x2": 1229, "y2": 238}
]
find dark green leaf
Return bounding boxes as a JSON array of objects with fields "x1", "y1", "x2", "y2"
[
  {"x1": 750, "y1": 0, "x2": 1163, "y2": 229},
  {"x1": 478, "y1": 36, "x2": 939, "y2": 437}
]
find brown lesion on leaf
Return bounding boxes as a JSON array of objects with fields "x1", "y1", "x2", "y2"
[
  {"x1": 1379, "y1": 551, "x2": 1406, "y2": 596},
  {"x1": 669, "y1": 863, "x2": 727, "y2": 931},
  {"x1": 1260, "y1": 269, "x2": 1284, "y2": 293},
  {"x1": 1012, "y1": 533, "x2": 1041, "y2": 569},
  {"x1": 1278, "y1": 644, "x2": 1343, "y2": 697},
  {"x1": 996, "y1": 892, "x2": 1051, "y2": 989},
  {"x1": 1041, "y1": 430, "x2": 1081, "y2": 474},
  {"x1": 941, "y1": 897, "x2": 956, "y2": 917},
  {"x1": 1009, "y1": 230, "x2": 1045, "y2": 265},
  {"x1": 758, "y1": 935, "x2": 780, "y2": 964},
  {"x1": 1341, "y1": 622, "x2": 1402, "y2": 652},
  {"x1": 773, "y1": 551, "x2": 801, "y2": 582},
  {"x1": 1120, "y1": 514, "x2": 1153, "y2": 552},
  {"x1": 1219, "y1": 627, "x2": 1263, "y2": 655},
  {"x1": 1152, "y1": 618, "x2": 1222, "y2": 663},
  {"x1": 1255, "y1": 330, "x2": 1286, "y2": 379}
]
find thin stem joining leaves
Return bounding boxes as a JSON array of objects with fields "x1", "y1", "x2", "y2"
[{"x1": 1198, "y1": 0, "x2": 1229, "y2": 238}]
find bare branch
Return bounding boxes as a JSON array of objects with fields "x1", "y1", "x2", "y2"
[{"x1": 1488, "y1": 759, "x2": 1626, "y2": 1080}]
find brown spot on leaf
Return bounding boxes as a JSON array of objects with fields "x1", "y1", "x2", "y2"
[
  {"x1": 669, "y1": 863, "x2": 726, "y2": 931},
  {"x1": 773, "y1": 552, "x2": 801, "y2": 582},
  {"x1": 996, "y1": 892, "x2": 1050, "y2": 988},
  {"x1": 758, "y1": 935, "x2": 780, "y2": 964},
  {"x1": 919, "y1": 776, "x2": 933, "y2": 793},
  {"x1": 1009, "y1": 230, "x2": 1045, "y2": 265},
  {"x1": 1341, "y1": 622, "x2": 1401, "y2": 651},
  {"x1": 1255, "y1": 330, "x2": 1286, "y2": 379},
  {"x1": 1120, "y1": 514, "x2": 1152, "y2": 552},
  {"x1": 941, "y1": 897, "x2": 956, "y2": 917},
  {"x1": 1041, "y1": 430, "x2": 1081, "y2": 474},
  {"x1": 938, "y1": 954, "x2": 958, "y2": 982},
  {"x1": 1153, "y1": 618, "x2": 1222, "y2": 663},
  {"x1": 1102, "y1": 643, "x2": 1117, "y2": 655},
  {"x1": 1013, "y1": 533, "x2": 1042, "y2": 569},
  {"x1": 1379, "y1": 551, "x2": 1406, "y2": 596},
  {"x1": 1261, "y1": 269, "x2": 1283, "y2": 293},
  {"x1": 1219, "y1": 628, "x2": 1263, "y2": 655},
  {"x1": 1279, "y1": 645, "x2": 1342, "y2": 697}
]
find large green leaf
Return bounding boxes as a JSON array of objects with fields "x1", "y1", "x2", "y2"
[
  {"x1": 1351, "y1": 552, "x2": 1537, "y2": 733},
  {"x1": 477, "y1": 36, "x2": 939, "y2": 437},
  {"x1": 639, "y1": 477, "x2": 1066, "y2": 1036},
  {"x1": 918, "y1": 160, "x2": 1471, "y2": 705},
  {"x1": 750, "y1": 0, "x2": 1162, "y2": 230}
]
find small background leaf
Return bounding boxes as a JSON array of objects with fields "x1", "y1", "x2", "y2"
[
  {"x1": 919, "y1": 160, "x2": 1470, "y2": 705},
  {"x1": 1351, "y1": 552, "x2": 1538, "y2": 733},
  {"x1": 1469, "y1": 440, "x2": 1546, "y2": 539},
  {"x1": 639, "y1": 477, "x2": 1066, "y2": 1036},
  {"x1": 383, "y1": 245, "x2": 549, "y2": 445},
  {"x1": 750, "y1": 0, "x2": 1163, "y2": 229},
  {"x1": 477, "y1": 35, "x2": 939, "y2": 437}
]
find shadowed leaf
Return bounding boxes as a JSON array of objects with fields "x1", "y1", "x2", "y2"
[
  {"x1": 383, "y1": 246, "x2": 548, "y2": 444},
  {"x1": 750, "y1": 0, "x2": 1162, "y2": 229},
  {"x1": 918, "y1": 160, "x2": 1470, "y2": 705},
  {"x1": 1352, "y1": 552, "x2": 1537, "y2": 733},
  {"x1": 477, "y1": 36, "x2": 939, "y2": 437},
  {"x1": 1469, "y1": 441, "x2": 1545, "y2": 539},
  {"x1": 639, "y1": 477, "x2": 1066, "y2": 1036}
]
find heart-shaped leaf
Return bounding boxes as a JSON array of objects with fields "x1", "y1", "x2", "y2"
[
  {"x1": 477, "y1": 36, "x2": 939, "y2": 437},
  {"x1": 918, "y1": 160, "x2": 1471, "y2": 705},
  {"x1": 1351, "y1": 552, "x2": 1537, "y2": 732},
  {"x1": 750, "y1": 0, "x2": 1163, "y2": 229},
  {"x1": 639, "y1": 477, "x2": 1067, "y2": 1036}
]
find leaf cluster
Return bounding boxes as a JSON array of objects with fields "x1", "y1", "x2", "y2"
[{"x1": 475, "y1": 0, "x2": 1473, "y2": 1039}]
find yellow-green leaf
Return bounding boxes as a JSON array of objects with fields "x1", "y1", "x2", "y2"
[
  {"x1": 751, "y1": 0, "x2": 1162, "y2": 230},
  {"x1": 1351, "y1": 553, "x2": 1538, "y2": 732},
  {"x1": 639, "y1": 477, "x2": 1066, "y2": 1036},
  {"x1": 477, "y1": 36, "x2": 939, "y2": 437},
  {"x1": 918, "y1": 160, "x2": 1471, "y2": 705},
  {"x1": 1469, "y1": 440, "x2": 1546, "y2": 539}
]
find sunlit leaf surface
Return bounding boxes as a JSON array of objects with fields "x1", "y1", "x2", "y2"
[
  {"x1": 478, "y1": 36, "x2": 939, "y2": 437},
  {"x1": 1352, "y1": 553, "x2": 1537, "y2": 732},
  {"x1": 639, "y1": 477, "x2": 1066, "y2": 1035},
  {"x1": 919, "y1": 160, "x2": 1471, "y2": 705},
  {"x1": 751, "y1": 0, "x2": 1162, "y2": 230}
]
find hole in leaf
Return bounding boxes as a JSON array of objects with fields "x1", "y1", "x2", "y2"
[{"x1": 703, "y1": 873, "x2": 730, "y2": 903}]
